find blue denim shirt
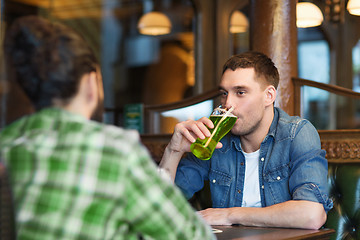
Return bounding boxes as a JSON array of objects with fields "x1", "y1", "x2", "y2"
[{"x1": 175, "y1": 107, "x2": 333, "y2": 212}]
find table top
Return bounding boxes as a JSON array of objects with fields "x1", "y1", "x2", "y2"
[{"x1": 212, "y1": 225, "x2": 335, "y2": 240}]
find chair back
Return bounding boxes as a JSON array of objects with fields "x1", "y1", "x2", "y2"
[
  {"x1": 0, "y1": 161, "x2": 16, "y2": 240},
  {"x1": 319, "y1": 130, "x2": 360, "y2": 240}
]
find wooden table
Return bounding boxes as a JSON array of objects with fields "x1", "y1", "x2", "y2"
[{"x1": 212, "y1": 225, "x2": 335, "y2": 240}]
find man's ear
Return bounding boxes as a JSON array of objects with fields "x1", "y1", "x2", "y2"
[
  {"x1": 95, "y1": 67, "x2": 104, "y2": 102},
  {"x1": 265, "y1": 85, "x2": 276, "y2": 106},
  {"x1": 86, "y1": 71, "x2": 98, "y2": 102}
]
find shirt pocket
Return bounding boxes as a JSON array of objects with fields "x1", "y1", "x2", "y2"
[
  {"x1": 209, "y1": 169, "x2": 232, "y2": 208},
  {"x1": 264, "y1": 164, "x2": 291, "y2": 203}
]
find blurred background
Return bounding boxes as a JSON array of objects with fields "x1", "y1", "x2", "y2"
[{"x1": 1, "y1": 0, "x2": 360, "y2": 133}]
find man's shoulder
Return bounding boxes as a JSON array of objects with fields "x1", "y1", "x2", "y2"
[
  {"x1": 275, "y1": 107, "x2": 304, "y2": 125},
  {"x1": 273, "y1": 107, "x2": 317, "y2": 139},
  {"x1": 0, "y1": 109, "x2": 141, "y2": 148},
  {"x1": 275, "y1": 107, "x2": 315, "y2": 130},
  {"x1": 0, "y1": 115, "x2": 30, "y2": 143},
  {"x1": 97, "y1": 122, "x2": 140, "y2": 141},
  {"x1": 88, "y1": 120, "x2": 142, "y2": 148}
]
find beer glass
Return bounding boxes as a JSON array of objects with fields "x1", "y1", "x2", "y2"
[{"x1": 190, "y1": 105, "x2": 237, "y2": 160}]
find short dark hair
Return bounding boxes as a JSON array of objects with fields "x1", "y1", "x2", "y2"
[
  {"x1": 222, "y1": 51, "x2": 279, "y2": 89},
  {"x1": 4, "y1": 16, "x2": 98, "y2": 110}
]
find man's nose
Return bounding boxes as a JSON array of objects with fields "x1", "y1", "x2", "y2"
[{"x1": 223, "y1": 96, "x2": 233, "y2": 110}]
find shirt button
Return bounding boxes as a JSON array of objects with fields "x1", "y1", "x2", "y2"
[
  {"x1": 277, "y1": 176, "x2": 281, "y2": 180},
  {"x1": 261, "y1": 185, "x2": 264, "y2": 189},
  {"x1": 238, "y1": 190, "x2": 241, "y2": 194},
  {"x1": 240, "y1": 162, "x2": 244, "y2": 166},
  {"x1": 261, "y1": 157, "x2": 265, "y2": 162},
  {"x1": 212, "y1": 179, "x2": 216, "y2": 183}
]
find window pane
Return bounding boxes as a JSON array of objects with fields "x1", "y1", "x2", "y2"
[
  {"x1": 301, "y1": 86, "x2": 360, "y2": 130},
  {"x1": 298, "y1": 40, "x2": 330, "y2": 83},
  {"x1": 352, "y1": 40, "x2": 360, "y2": 92},
  {"x1": 298, "y1": 27, "x2": 331, "y2": 128},
  {"x1": 159, "y1": 100, "x2": 214, "y2": 133}
]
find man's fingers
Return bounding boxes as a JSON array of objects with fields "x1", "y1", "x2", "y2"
[
  {"x1": 170, "y1": 118, "x2": 215, "y2": 153},
  {"x1": 179, "y1": 127, "x2": 197, "y2": 143},
  {"x1": 180, "y1": 118, "x2": 212, "y2": 140},
  {"x1": 193, "y1": 117, "x2": 213, "y2": 138},
  {"x1": 199, "y1": 117, "x2": 214, "y2": 129}
]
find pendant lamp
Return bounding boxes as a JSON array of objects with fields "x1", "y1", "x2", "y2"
[
  {"x1": 347, "y1": 0, "x2": 360, "y2": 16},
  {"x1": 296, "y1": 2, "x2": 324, "y2": 28},
  {"x1": 137, "y1": 11, "x2": 172, "y2": 36},
  {"x1": 229, "y1": 10, "x2": 249, "y2": 33}
]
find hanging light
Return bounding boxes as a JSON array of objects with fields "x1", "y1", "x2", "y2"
[
  {"x1": 347, "y1": 0, "x2": 360, "y2": 16},
  {"x1": 229, "y1": 10, "x2": 249, "y2": 33},
  {"x1": 296, "y1": 2, "x2": 324, "y2": 28},
  {"x1": 137, "y1": 11, "x2": 172, "y2": 36}
]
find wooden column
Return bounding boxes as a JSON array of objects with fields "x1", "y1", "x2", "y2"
[
  {"x1": 192, "y1": 0, "x2": 217, "y2": 94},
  {"x1": 250, "y1": 0, "x2": 297, "y2": 115}
]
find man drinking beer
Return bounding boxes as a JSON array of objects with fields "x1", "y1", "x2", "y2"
[{"x1": 159, "y1": 51, "x2": 333, "y2": 230}]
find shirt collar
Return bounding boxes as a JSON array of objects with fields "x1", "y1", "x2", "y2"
[
  {"x1": 39, "y1": 107, "x2": 88, "y2": 123},
  {"x1": 267, "y1": 107, "x2": 279, "y2": 138}
]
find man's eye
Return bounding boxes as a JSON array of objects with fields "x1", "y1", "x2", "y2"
[
  {"x1": 237, "y1": 91, "x2": 245, "y2": 95},
  {"x1": 220, "y1": 91, "x2": 228, "y2": 97}
]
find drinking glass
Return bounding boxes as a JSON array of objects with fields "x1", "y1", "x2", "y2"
[{"x1": 190, "y1": 105, "x2": 237, "y2": 160}]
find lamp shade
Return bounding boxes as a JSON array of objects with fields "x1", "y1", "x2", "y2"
[
  {"x1": 296, "y1": 2, "x2": 323, "y2": 28},
  {"x1": 347, "y1": 0, "x2": 360, "y2": 16},
  {"x1": 138, "y1": 11, "x2": 171, "y2": 35},
  {"x1": 230, "y1": 10, "x2": 249, "y2": 33}
]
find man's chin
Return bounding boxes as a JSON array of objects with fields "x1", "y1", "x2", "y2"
[
  {"x1": 230, "y1": 128, "x2": 240, "y2": 136},
  {"x1": 231, "y1": 122, "x2": 242, "y2": 134},
  {"x1": 231, "y1": 124, "x2": 250, "y2": 136}
]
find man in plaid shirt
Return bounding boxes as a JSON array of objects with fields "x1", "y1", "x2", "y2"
[{"x1": 0, "y1": 16, "x2": 215, "y2": 240}]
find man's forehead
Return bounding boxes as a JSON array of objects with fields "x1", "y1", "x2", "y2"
[
  {"x1": 220, "y1": 68, "x2": 266, "y2": 90},
  {"x1": 221, "y1": 68, "x2": 256, "y2": 83}
]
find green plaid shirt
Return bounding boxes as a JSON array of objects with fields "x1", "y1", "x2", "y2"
[{"x1": 0, "y1": 108, "x2": 215, "y2": 240}]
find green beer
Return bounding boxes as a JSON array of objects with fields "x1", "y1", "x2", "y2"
[{"x1": 190, "y1": 113, "x2": 237, "y2": 160}]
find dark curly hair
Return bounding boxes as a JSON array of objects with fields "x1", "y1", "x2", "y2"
[
  {"x1": 222, "y1": 51, "x2": 279, "y2": 89},
  {"x1": 4, "y1": 16, "x2": 98, "y2": 110}
]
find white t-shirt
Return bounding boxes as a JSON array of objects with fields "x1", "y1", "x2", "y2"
[{"x1": 242, "y1": 149, "x2": 261, "y2": 207}]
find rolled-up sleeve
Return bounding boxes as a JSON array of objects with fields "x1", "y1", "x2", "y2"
[{"x1": 289, "y1": 121, "x2": 333, "y2": 212}]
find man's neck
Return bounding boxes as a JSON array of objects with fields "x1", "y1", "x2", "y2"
[
  {"x1": 51, "y1": 73, "x2": 98, "y2": 120},
  {"x1": 240, "y1": 107, "x2": 274, "y2": 153},
  {"x1": 53, "y1": 98, "x2": 92, "y2": 120}
]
